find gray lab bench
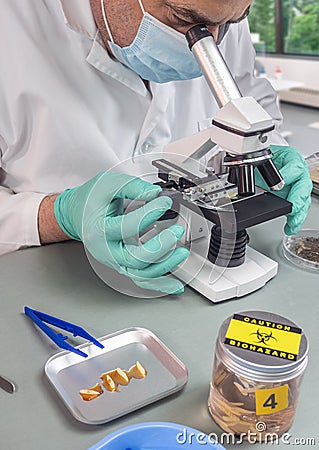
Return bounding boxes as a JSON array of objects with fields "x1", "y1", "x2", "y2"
[{"x1": 1, "y1": 197, "x2": 318, "y2": 450}]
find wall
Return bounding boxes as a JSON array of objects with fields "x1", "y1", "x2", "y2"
[{"x1": 258, "y1": 56, "x2": 319, "y2": 89}]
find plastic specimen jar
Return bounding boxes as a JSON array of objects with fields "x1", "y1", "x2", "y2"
[{"x1": 208, "y1": 311, "x2": 308, "y2": 441}]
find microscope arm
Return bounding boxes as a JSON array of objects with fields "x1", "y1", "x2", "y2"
[{"x1": 172, "y1": 24, "x2": 285, "y2": 196}]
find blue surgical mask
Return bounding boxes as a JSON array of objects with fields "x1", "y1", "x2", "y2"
[{"x1": 100, "y1": 0, "x2": 202, "y2": 83}]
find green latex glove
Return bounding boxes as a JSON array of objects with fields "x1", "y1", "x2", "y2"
[
  {"x1": 255, "y1": 145, "x2": 312, "y2": 235},
  {"x1": 54, "y1": 172, "x2": 189, "y2": 294}
]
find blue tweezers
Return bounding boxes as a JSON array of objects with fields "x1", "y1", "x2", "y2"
[{"x1": 24, "y1": 306, "x2": 104, "y2": 358}]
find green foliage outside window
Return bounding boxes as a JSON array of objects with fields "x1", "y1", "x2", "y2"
[
  {"x1": 284, "y1": 1, "x2": 319, "y2": 54},
  {"x1": 249, "y1": 0, "x2": 276, "y2": 53},
  {"x1": 248, "y1": 0, "x2": 319, "y2": 56}
]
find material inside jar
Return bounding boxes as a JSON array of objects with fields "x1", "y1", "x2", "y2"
[{"x1": 208, "y1": 361, "x2": 302, "y2": 441}]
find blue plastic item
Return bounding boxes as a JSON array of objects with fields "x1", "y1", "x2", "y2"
[
  {"x1": 24, "y1": 306, "x2": 104, "y2": 358},
  {"x1": 88, "y1": 422, "x2": 226, "y2": 450}
]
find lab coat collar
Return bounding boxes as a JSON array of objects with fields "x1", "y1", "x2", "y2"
[
  {"x1": 87, "y1": 34, "x2": 149, "y2": 97},
  {"x1": 59, "y1": 0, "x2": 97, "y2": 38},
  {"x1": 59, "y1": 0, "x2": 148, "y2": 96}
]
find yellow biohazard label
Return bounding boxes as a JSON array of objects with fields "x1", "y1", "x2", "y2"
[
  {"x1": 255, "y1": 385, "x2": 289, "y2": 415},
  {"x1": 224, "y1": 314, "x2": 302, "y2": 361}
]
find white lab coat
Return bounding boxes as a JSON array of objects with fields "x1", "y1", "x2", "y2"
[{"x1": 0, "y1": 0, "x2": 286, "y2": 255}]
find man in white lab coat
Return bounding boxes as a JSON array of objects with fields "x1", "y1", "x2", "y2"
[{"x1": 0, "y1": 0, "x2": 312, "y2": 294}]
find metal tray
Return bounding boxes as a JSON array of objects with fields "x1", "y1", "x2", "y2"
[{"x1": 45, "y1": 327, "x2": 188, "y2": 424}]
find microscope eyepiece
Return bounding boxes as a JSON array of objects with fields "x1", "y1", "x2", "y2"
[
  {"x1": 185, "y1": 23, "x2": 241, "y2": 107},
  {"x1": 186, "y1": 24, "x2": 212, "y2": 50}
]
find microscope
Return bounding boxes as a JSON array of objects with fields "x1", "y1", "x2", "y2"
[{"x1": 152, "y1": 25, "x2": 292, "y2": 302}]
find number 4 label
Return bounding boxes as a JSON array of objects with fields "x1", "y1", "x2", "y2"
[{"x1": 255, "y1": 385, "x2": 289, "y2": 415}]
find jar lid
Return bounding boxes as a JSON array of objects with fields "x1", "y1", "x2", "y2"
[{"x1": 216, "y1": 311, "x2": 308, "y2": 382}]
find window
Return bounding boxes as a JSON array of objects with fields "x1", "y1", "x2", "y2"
[{"x1": 249, "y1": 0, "x2": 319, "y2": 57}]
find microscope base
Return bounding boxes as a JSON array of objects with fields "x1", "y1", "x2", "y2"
[{"x1": 175, "y1": 246, "x2": 278, "y2": 302}]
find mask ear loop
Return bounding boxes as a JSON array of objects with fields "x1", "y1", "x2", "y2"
[
  {"x1": 101, "y1": 0, "x2": 146, "y2": 43},
  {"x1": 100, "y1": 0, "x2": 114, "y2": 42},
  {"x1": 137, "y1": 0, "x2": 146, "y2": 14}
]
